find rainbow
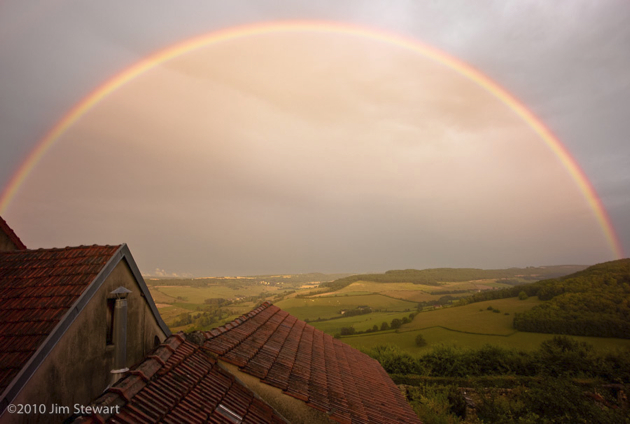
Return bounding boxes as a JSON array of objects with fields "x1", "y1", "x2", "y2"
[{"x1": 0, "y1": 20, "x2": 624, "y2": 258}]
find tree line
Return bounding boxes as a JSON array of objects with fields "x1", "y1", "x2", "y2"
[{"x1": 334, "y1": 312, "x2": 417, "y2": 338}]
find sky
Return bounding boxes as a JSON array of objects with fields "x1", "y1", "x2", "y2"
[{"x1": 1, "y1": 1, "x2": 629, "y2": 277}]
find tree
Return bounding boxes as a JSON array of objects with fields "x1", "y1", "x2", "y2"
[
  {"x1": 372, "y1": 324, "x2": 379, "y2": 332},
  {"x1": 340, "y1": 326, "x2": 356, "y2": 336},
  {"x1": 415, "y1": 334, "x2": 428, "y2": 347},
  {"x1": 519, "y1": 291, "x2": 529, "y2": 300},
  {"x1": 391, "y1": 318, "x2": 403, "y2": 329},
  {"x1": 381, "y1": 322, "x2": 390, "y2": 331}
]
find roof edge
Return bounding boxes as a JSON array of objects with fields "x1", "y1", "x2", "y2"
[
  {"x1": 118, "y1": 244, "x2": 171, "y2": 338},
  {"x1": 0, "y1": 216, "x2": 26, "y2": 250},
  {"x1": 0, "y1": 243, "x2": 171, "y2": 416}
]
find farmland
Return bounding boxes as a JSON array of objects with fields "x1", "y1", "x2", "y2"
[
  {"x1": 340, "y1": 296, "x2": 630, "y2": 354},
  {"x1": 404, "y1": 297, "x2": 542, "y2": 335},
  {"x1": 153, "y1": 284, "x2": 283, "y2": 304},
  {"x1": 147, "y1": 266, "x2": 595, "y2": 339},
  {"x1": 308, "y1": 311, "x2": 413, "y2": 334},
  {"x1": 275, "y1": 294, "x2": 417, "y2": 320},
  {"x1": 146, "y1": 273, "x2": 346, "y2": 331}
]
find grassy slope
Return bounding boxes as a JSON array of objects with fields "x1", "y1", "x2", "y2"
[
  {"x1": 344, "y1": 322, "x2": 630, "y2": 354},
  {"x1": 341, "y1": 296, "x2": 630, "y2": 354},
  {"x1": 156, "y1": 285, "x2": 283, "y2": 303},
  {"x1": 275, "y1": 294, "x2": 417, "y2": 320},
  {"x1": 405, "y1": 297, "x2": 542, "y2": 335},
  {"x1": 314, "y1": 280, "x2": 507, "y2": 303},
  {"x1": 309, "y1": 311, "x2": 413, "y2": 334}
]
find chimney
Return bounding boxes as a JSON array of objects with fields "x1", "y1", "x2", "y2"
[{"x1": 110, "y1": 286, "x2": 132, "y2": 383}]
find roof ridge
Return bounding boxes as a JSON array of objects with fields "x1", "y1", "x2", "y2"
[
  {"x1": 27, "y1": 244, "x2": 123, "y2": 251},
  {"x1": 204, "y1": 301, "x2": 274, "y2": 340},
  {"x1": 0, "y1": 216, "x2": 26, "y2": 250}
]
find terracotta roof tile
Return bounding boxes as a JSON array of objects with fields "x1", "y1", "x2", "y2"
[
  {"x1": 0, "y1": 244, "x2": 121, "y2": 394},
  {"x1": 0, "y1": 216, "x2": 26, "y2": 250},
  {"x1": 203, "y1": 302, "x2": 421, "y2": 424},
  {"x1": 72, "y1": 334, "x2": 288, "y2": 424}
]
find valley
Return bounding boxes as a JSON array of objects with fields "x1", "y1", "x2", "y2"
[{"x1": 145, "y1": 262, "x2": 630, "y2": 422}]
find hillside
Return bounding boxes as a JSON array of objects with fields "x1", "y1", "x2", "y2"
[
  {"x1": 459, "y1": 259, "x2": 630, "y2": 338},
  {"x1": 316, "y1": 265, "x2": 587, "y2": 294}
]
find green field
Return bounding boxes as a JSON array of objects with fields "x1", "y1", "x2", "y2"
[
  {"x1": 315, "y1": 281, "x2": 426, "y2": 296},
  {"x1": 309, "y1": 311, "x2": 413, "y2": 334},
  {"x1": 343, "y1": 325, "x2": 630, "y2": 354},
  {"x1": 147, "y1": 287, "x2": 177, "y2": 304},
  {"x1": 153, "y1": 304, "x2": 194, "y2": 323},
  {"x1": 315, "y1": 280, "x2": 514, "y2": 302},
  {"x1": 404, "y1": 297, "x2": 543, "y2": 335},
  {"x1": 275, "y1": 294, "x2": 417, "y2": 320},
  {"x1": 339, "y1": 296, "x2": 630, "y2": 354},
  {"x1": 154, "y1": 285, "x2": 283, "y2": 304}
]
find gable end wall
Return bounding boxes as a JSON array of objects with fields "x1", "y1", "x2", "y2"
[{"x1": 3, "y1": 260, "x2": 167, "y2": 424}]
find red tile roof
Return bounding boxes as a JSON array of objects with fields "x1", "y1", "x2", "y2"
[
  {"x1": 202, "y1": 302, "x2": 421, "y2": 424},
  {"x1": 0, "y1": 245, "x2": 121, "y2": 394},
  {"x1": 73, "y1": 333, "x2": 288, "y2": 424},
  {"x1": 0, "y1": 216, "x2": 26, "y2": 250}
]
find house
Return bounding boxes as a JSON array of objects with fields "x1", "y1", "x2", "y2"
[
  {"x1": 0, "y1": 217, "x2": 170, "y2": 424},
  {"x1": 73, "y1": 302, "x2": 421, "y2": 423}
]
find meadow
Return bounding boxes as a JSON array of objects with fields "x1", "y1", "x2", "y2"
[
  {"x1": 403, "y1": 297, "x2": 543, "y2": 335},
  {"x1": 308, "y1": 311, "x2": 414, "y2": 334},
  {"x1": 344, "y1": 325, "x2": 630, "y2": 353},
  {"x1": 313, "y1": 279, "x2": 515, "y2": 302},
  {"x1": 341, "y1": 296, "x2": 630, "y2": 354},
  {"x1": 154, "y1": 284, "x2": 283, "y2": 303},
  {"x1": 274, "y1": 293, "x2": 417, "y2": 320}
]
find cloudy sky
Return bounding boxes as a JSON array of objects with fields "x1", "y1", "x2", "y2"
[{"x1": 1, "y1": 1, "x2": 629, "y2": 276}]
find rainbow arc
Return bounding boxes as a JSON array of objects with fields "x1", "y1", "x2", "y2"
[{"x1": 0, "y1": 20, "x2": 623, "y2": 258}]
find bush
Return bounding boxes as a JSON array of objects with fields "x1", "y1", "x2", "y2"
[
  {"x1": 362, "y1": 344, "x2": 420, "y2": 374},
  {"x1": 391, "y1": 318, "x2": 403, "y2": 329},
  {"x1": 415, "y1": 334, "x2": 428, "y2": 347},
  {"x1": 406, "y1": 385, "x2": 465, "y2": 423}
]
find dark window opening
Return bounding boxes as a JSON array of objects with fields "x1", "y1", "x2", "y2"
[{"x1": 106, "y1": 298, "x2": 116, "y2": 345}]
